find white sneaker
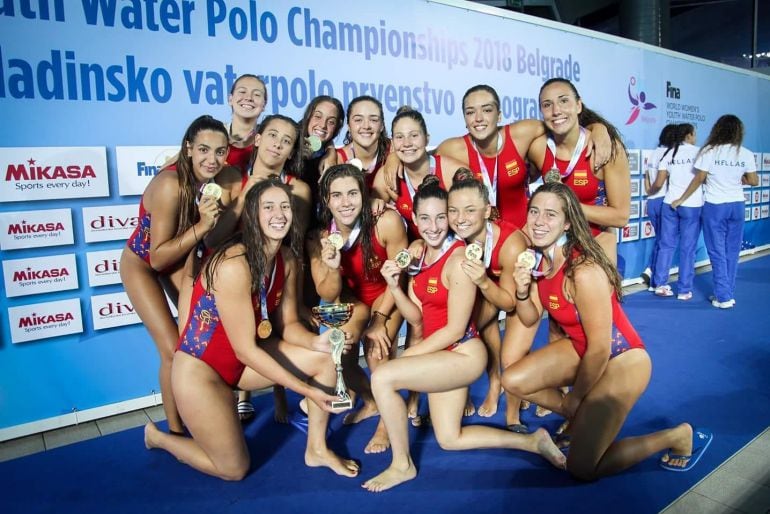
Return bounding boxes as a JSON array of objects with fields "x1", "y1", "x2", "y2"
[
  {"x1": 711, "y1": 298, "x2": 735, "y2": 309},
  {"x1": 655, "y1": 285, "x2": 674, "y2": 297},
  {"x1": 709, "y1": 296, "x2": 736, "y2": 307},
  {"x1": 677, "y1": 292, "x2": 693, "y2": 301},
  {"x1": 640, "y1": 268, "x2": 652, "y2": 285},
  {"x1": 647, "y1": 286, "x2": 655, "y2": 292}
]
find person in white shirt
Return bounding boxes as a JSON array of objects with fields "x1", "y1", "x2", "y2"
[
  {"x1": 671, "y1": 115, "x2": 758, "y2": 308},
  {"x1": 648, "y1": 124, "x2": 701, "y2": 300},
  {"x1": 642, "y1": 124, "x2": 678, "y2": 289}
]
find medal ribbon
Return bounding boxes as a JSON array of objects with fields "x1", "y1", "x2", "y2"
[
  {"x1": 410, "y1": 233, "x2": 456, "y2": 275},
  {"x1": 471, "y1": 130, "x2": 502, "y2": 206},
  {"x1": 259, "y1": 258, "x2": 278, "y2": 323},
  {"x1": 546, "y1": 127, "x2": 587, "y2": 180},
  {"x1": 474, "y1": 220, "x2": 494, "y2": 269},
  {"x1": 531, "y1": 233, "x2": 567, "y2": 277},
  {"x1": 403, "y1": 154, "x2": 436, "y2": 200}
]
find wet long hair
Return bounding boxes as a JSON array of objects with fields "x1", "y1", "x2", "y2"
[
  {"x1": 172, "y1": 115, "x2": 229, "y2": 239},
  {"x1": 539, "y1": 78, "x2": 627, "y2": 164},
  {"x1": 319, "y1": 164, "x2": 377, "y2": 280},
  {"x1": 249, "y1": 114, "x2": 302, "y2": 177},
  {"x1": 343, "y1": 95, "x2": 390, "y2": 170},
  {"x1": 700, "y1": 114, "x2": 744, "y2": 155},
  {"x1": 300, "y1": 95, "x2": 344, "y2": 144},
  {"x1": 204, "y1": 178, "x2": 301, "y2": 294},
  {"x1": 530, "y1": 182, "x2": 623, "y2": 301}
]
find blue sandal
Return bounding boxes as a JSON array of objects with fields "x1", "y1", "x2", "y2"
[{"x1": 660, "y1": 428, "x2": 713, "y2": 472}]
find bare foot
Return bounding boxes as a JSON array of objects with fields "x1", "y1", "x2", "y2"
[
  {"x1": 273, "y1": 388, "x2": 288, "y2": 424},
  {"x1": 364, "y1": 423, "x2": 390, "y2": 454},
  {"x1": 532, "y1": 427, "x2": 567, "y2": 469},
  {"x1": 144, "y1": 422, "x2": 160, "y2": 450},
  {"x1": 305, "y1": 447, "x2": 360, "y2": 477},
  {"x1": 343, "y1": 401, "x2": 379, "y2": 425},
  {"x1": 477, "y1": 388, "x2": 500, "y2": 418},
  {"x1": 362, "y1": 461, "x2": 417, "y2": 492},
  {"x1": 668, "y1": 423, "x2": 694, "y2": 457},
  {"x1": 464, "y1": 396, "x2": 476, "y2": 417}
]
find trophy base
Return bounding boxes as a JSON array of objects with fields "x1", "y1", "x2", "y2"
[{"x1": 331, "y1": 398, "x2": 353, "y2": 409}]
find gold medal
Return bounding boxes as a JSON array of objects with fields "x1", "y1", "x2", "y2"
[
  {"x1": 201, "y1": 182, "x2": 222, "y2": 200},
  {"x1": 517, "y1": 250, "x2": 537, "y2": 270},
  {"x1": 465, "y1": 242, "x2": 483, "y2": 261},
  {"x1": 307, "y1": 135, "x2": 322, "y2": 152},
  {"x1": 257, "y1": 319, "x2": 272, "y2": 339},
  {"x1": 544, "y1": 168, "x2": 562, "y2": 184},
  {"x1": 327, "y1": 232, "x2": 344, "y2": 250},
  {"x1": 394, "y1": 249, "x2": 411, "y2": 269}
]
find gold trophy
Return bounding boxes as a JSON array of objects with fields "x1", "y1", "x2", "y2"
[{"x1": 311, "y1": 303, "x2": 354, "y2": 409}]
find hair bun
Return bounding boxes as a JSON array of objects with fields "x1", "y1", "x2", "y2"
[
  {"x1": 396, "y1": 105, "x2": 415, "y2": 116},
  {"x1": 418, "y1": 174, "x2": 440, "y2": 191},
  {"x1": 452, "y1": 167, "x2": 476, "y2": 184}
]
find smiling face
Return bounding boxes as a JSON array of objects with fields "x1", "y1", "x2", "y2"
[
  {"x1": 186, "y1": 129, "x2": 229, "y2": 183},
  {"x1": 413, "y1": 197, "x2": 449, "y2": 248},
  {"x1": 254, "y1": 118, "x2": 297, "y2": 171},
  {"x1": 258, "y1": 186, "x2": 293, "y2": 241},
  {"x1": 526, "y1": 191, "x2": 570, "y2": 249},
  {"x1": 228, "y1": 76, "x2": 267, "y2": 120},
  {"x1": 327, "y1": 176, "x2": 363, "y2": 228},
  {"x1": 463, "y1": 90, "x2": 501, "y2": 142},
  {"x1": 307, "y1": 100, "x2": 340, "y2": 143},
  {"x1": 539, "y1": 81, "x2": 582, "y2": 138},
  {"x1": 392, "y1": 117, "x2": 428, "y2": 166},
  {"x1": 347, "y1": 100, "x2": 383, "y2": 150},
  {"x1": 447, "y1": 187, "x2": 491, "y2": 241}
]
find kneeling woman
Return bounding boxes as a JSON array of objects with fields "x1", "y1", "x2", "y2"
[
  {"x1": 363, "y1": 176, "x2": 565, "y2": 493},
  {"x1": 144, "y1": 178, "x2": 359, "y2": 481},
  {"x1": 502, "y1": 182, "x2": 711, "y2": 480}
]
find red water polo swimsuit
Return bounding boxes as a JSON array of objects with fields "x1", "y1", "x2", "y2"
[
  {"x1": 412, "y1": 239, "x2": 478, "y2": 350},
  {"x1": 177, "y1": 251, "x2": 286, "y2": 387},
  {"x1": 464, "y1": 129, "x2": 528, "y2": 228},
  {"x1": 541, "y1": 147, "x2": 607, "y2": 237},
  {"x1": 536, "y1": 257, "x2": 644, "y2": 359}
]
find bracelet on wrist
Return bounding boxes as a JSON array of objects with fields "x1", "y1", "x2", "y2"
[
  {"x1": 372, "y1": 310, "x2": 391, "y2": 321},
  {"x1": 515, "y1": 290, "x2": 530, "y2": 301}
]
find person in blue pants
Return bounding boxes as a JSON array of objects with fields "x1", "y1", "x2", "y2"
[
  {"x1": 642, "y1": 124, "x2": 678, "y2": 289},
  {"x1": 671, "y1": 115, "x2": 758, "y2": 308},
  {"x1": 648, "y1": 124, "x2": 701, "y2": 300}
]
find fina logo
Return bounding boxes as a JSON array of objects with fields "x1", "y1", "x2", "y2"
[{"x1": 624, "y1": 76, "x2": 656, "y2": 125}]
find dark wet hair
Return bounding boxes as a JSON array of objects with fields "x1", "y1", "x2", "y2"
[
  {"x1": 343, "y1": 95, "x2": 390, "y2": 170},
  {"x1": 319, "y1": 164, "x2": 378, "y2": 280},
  {"x1": 249, "y1": 114, "x2": 302, "y2": 176},
  {"x1": 539, "y1": 78, "x2": 627, "y2": 163},
  {"x1": 462, "y1": 84, "x2": 500, "y2": 111},
  {"x1": 300, "y1": 95, "x2": 345, "y2": 143},
  {"x1": 229, "y1": 74, "x2": 268, "y2": 104},
  {"x1": 204, "y1": 177, "x2": 301, "y2": 294},
  {"x1": 413, "y1": 174, "x2": 447, "y2": 213},
  {"x1": 171, "y1": 115, "x2": 229, "y2": 238},
  {"x1": 530, "y1": 182, "x2": 622, "y2": 300},
  {"x1": 391, "y1": 105, "x2": 428, "y2": 136}
]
